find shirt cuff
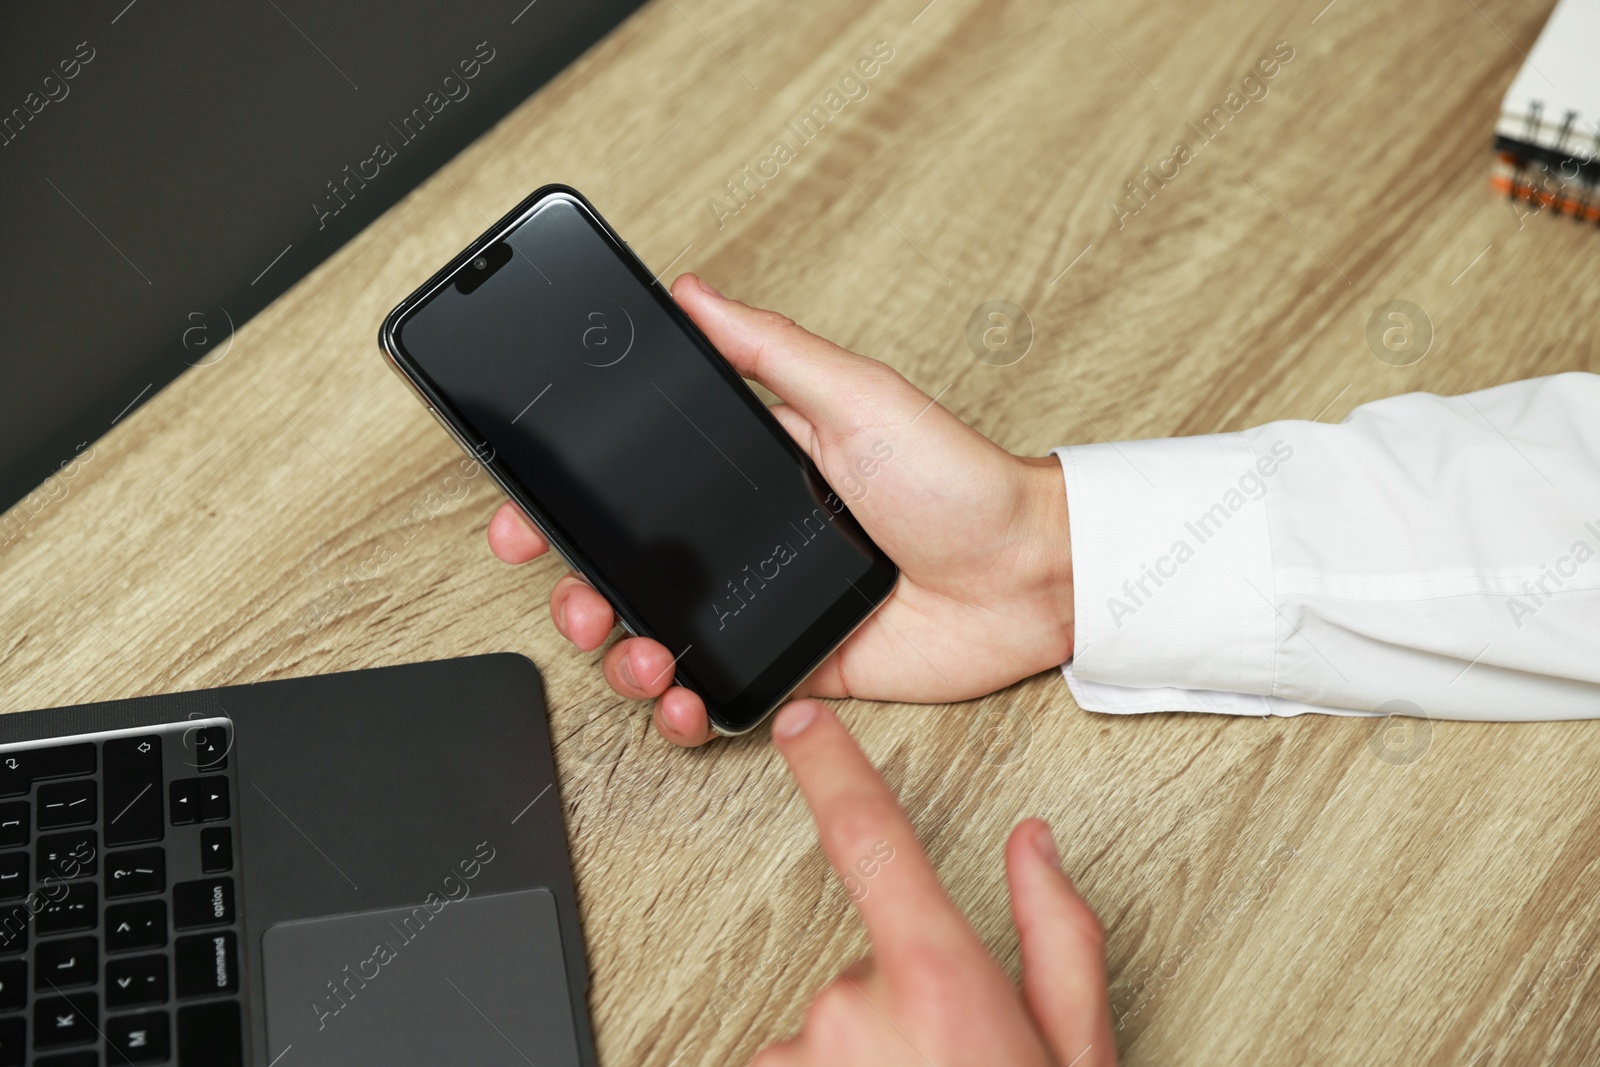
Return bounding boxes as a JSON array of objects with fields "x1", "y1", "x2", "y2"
[
  {"x1": 1052, "y1": 433, "x2": 1281, "y2": 699},
  {"x1": 1059, "y1": 661, "x2": 1377, "y2": 717}
]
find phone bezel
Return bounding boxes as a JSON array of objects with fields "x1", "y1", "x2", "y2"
[{"x1": 378, "y1": 184, "x2": 898, "y2": 735}]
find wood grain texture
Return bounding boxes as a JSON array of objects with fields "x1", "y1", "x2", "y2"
[{"x1": 4, "y1": 0, "x2": 1599, "y2": 1063}]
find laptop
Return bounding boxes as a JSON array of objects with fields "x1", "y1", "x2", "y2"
[{"x1": 0, "y1": 654, "x2": 596, "y2": 1066}]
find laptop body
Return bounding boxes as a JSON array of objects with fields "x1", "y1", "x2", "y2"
[{"x1": 0, "y1": 653, "x2": 595, "y2": 1066}]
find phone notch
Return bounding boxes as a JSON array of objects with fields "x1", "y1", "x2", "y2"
[{"x1": 455, "y1": 240, "x2": 514, "y2": 295}]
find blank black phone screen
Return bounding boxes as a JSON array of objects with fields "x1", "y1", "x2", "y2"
[{"x1": 392, "y1": 192, "x2": 895, "y2": 731}]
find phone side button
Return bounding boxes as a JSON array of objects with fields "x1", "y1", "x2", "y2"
[{"x1": 426, "y1": 405, "x2": 468, "y2": 450}]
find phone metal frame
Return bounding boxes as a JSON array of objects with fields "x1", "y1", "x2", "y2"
[{"x1": 378, "y1": 185, "x2": 896, "y2": 735}]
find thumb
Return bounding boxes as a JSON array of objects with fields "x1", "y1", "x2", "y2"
[
  {"x1": 671, "y1": 273, "x2": 929, "y2": 433},
  {"x1": 1006, "y1": 819, "x2": 1117, "y2": 1067}
]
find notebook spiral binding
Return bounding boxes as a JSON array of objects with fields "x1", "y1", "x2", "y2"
[{"x1": 1492, "y1": 100, "x2": 1600, "y2": 225}]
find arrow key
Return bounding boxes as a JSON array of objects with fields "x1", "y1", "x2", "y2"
[
  {"x1": 169, "y1": 780, "x2": 199, "y2": 826},
  {"x1": 197, "y1": 777, "x2": 229, "y2": 823},
  {"x1": 106, "y1": 954, "x2": 168, "y2": 1009},
  {"x1": 191, "y1": 724, "x2": 229, "y2": 772},
  {"x1": 200, "y1": 827, "x2": 232, "y2": 874}
]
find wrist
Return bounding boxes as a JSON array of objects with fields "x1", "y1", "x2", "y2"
[{"x1": 1019, "y1": 453, "x2": 1075, "y2": 662}]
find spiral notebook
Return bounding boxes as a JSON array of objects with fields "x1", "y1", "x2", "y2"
[{"x1": 1491, "y1": 0, "x2": 1600, "y2": 223}]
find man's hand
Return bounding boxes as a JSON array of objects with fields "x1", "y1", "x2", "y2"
[
  {"x1": 750, "y1": 699, "x2": 1114, "y2": 1067},
  {"x1": 487, "y1": 273, "x2": 1074, "y2": 745}
]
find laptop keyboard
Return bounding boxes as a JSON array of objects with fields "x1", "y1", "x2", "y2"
[{"x1": 0, "y1": 719, "x2": 243, "y2": 1066}]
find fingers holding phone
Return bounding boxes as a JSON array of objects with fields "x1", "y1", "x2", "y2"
[
  {"x1": 486, "y1": 498, "x2": 549, "y2": 563},
  {"x1": 488, "y1": 505, "x2": 612, "y2": 650},
  {"x1": 487, "y1": 499, "x2": 716, "y2": 745}
]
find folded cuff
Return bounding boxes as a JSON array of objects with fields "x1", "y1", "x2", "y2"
[
  {"x1": 1053, "y1": 432, "x2": 1280, "y2": 698},
  {"x1": 1060, "y1": 661, "x2": 1376, "y2": 717}
]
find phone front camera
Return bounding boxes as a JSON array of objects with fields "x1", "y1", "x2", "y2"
[{"x1": 473, "y1": 256, "x2": 489, "y2": 270}]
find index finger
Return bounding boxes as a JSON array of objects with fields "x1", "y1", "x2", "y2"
[{"x1": 770, "y1": 700, "x2": 983, "y2": 966}]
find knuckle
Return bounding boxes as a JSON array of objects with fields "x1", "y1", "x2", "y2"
[
  {"x1": 888, "y1": 959, "x2": 971, "y2": 1040},
  {"x1": 757, "y1": 308, "x2": 797, "y2": 332},
  {"x1": 1073, "y1": 901, "x2": 1108, "y2": 952},
  {"x1": 748, "y1": 1046, "x2": 791, "y2": 1067},
  {"x1": 1046, "y1": 892, "x2": 1106, "y2": 954},
  {"x1": 746, "y1": 312, "x2": 800, "y2": 374},
  {"x1": 895, "y1": 940, "x2": 964, "y2": 994},
  {"x1": 824, "y1": 799, "x2": 900, "y2": 866},
  {"x1": 804, "y1": 978, "x2": 859, "y2": 1032}
]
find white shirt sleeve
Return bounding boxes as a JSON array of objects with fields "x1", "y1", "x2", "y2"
[{"x1": 1053, "y1": 372, "x2": 1600, "y2": 721}]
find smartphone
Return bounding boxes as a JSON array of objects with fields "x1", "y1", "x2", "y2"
[{"x1": 380, "y1": 185, "x2": 897, "y2": 735}]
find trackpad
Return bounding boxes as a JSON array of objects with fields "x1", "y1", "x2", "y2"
[{"x1": 261, "y1": 887, "x2": 582, "y2": 1066}]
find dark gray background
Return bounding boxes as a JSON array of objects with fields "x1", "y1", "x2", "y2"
[{"x1": 0, "y1": 0, "x2": 645, "y2": 511}]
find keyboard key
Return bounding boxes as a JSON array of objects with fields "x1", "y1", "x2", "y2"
[
  {"x1": 0, "y1": 855, "x2": 26, "y2": 901},
  {"x1": 0, "y1": 1015, "x2": 20, "y2": 1066},
  {"x1": 200, "y1": 828, "x2": 232, "y2": 874},
  {"x1": 105, "y1": 901, "x2": 165, "y2": 954},
  {"x1": 173, "y1": 878, "x2": 233, "y2": 929},
  {"x1": 198, "y1": 778, "x2": 229, "y2": 822},
  {"x1": 37, "y1": 831, "x2": 96, "y2": 881},
  {"x1": 36, "y1": 782, "x2": 96, "y2": 831},
  {"x1": 33, "y1": 991, "x2": 97, "y2": 1048},
  {"x1": 105, "y1": 849, "x2": 165, "y2": 899},
  {"x1": 107, "y1": 1010, "x2": 168, "y2": 1063},
  {"x1": 190, "y1": 725, "x2": 229, "y2": 772},
  {"x1": 0, "y1": 804, "x2": 27, "y2": 849},
  {"x1": 0, "y1": 743, "x2": 95, "y2": 799},
  {"x1": 168, "y1": 780, "x2": 199, "y2": 826},
  {"x1": 102, "y1": 738, "x2": 163, "y2": 847},
  {"x1": 173, "y1": 777, "x2": 235, "y2": 825},
  {"x1": 106, "y1": 955, "x2": 167, "y2": 1009},
  {"x1": 0, "y1": 959, "x2": 23, "y2": 1011},
  {"x1": 0, "y1": 906, "x2": 29, "y2": 955},
  {"x1": 34, "y1": 1052, "x2": 97, "y2": 1066},
  {"x1": 177, "y1": 1001, "x2": 241, "y2": 1066},
  {"x1": 34, "y1": 937, "x2": 97, "y2": 990},
  {"x1": 35, "y1": 884, "x2": 97, "y2": 936},
  {"x1": 175, "y1": 932, "x2": 238, "y2": 998}
]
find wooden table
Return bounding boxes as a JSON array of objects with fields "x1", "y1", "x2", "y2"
[{"x1": 5, "y1": 0, "x2": 1598, "y2": 1062}]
